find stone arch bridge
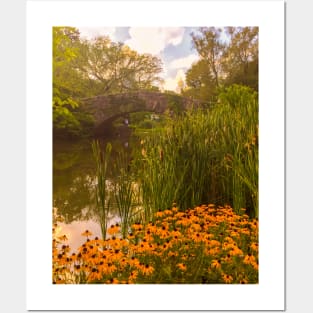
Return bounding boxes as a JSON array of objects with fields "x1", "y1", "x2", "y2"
[{"x1": 81, "y1": 91, "x2": 200, "y2": 135}]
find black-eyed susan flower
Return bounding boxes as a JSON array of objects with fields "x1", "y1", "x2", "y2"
[
  {"x1": 243, "y1": 253, "x2": 256, "y2": 265},
  {"x1": 250, "y1": 242, "x2": 259, "y2": 252},
  {"x1": 251, "y1": 261, "x2": 259, "y2": 271},
  {"x1": 211, "y1": 259, "x2": 221, "y2": 269},
  {"x1": 156, "y1": 210, "x2": 164, "y2": 218},
  {"x1": 140, "y1": 264, "x2": 154, "y2": 275},
  {"x1": 128, "y1": 270, "x2": 138, "y2": 282},
  {"x1": 177, "y1": 263, "x2": 187, "y2": 271},
  {"x1": 57, "y1": 234, "x2": 68, "y2": 242},
  {"x1": 81, "y1": 230, "x2": 93, "y2": 237},
  {"x1": 229, "y1": 246, "x2": 244, "y2": 257},
  {"x1": 108, "y1": 223, "x2": 120, "y2": 236},
  {"x1": 222, "y1": 274, "x2": 233, "y2": 283},
  {"x1": 87, "y1": 268, "x2": 103, "y2": 282}
]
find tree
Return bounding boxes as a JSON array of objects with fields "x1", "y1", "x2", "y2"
[
  {"x1": 223, "y1": 27, "x2": 258, "y2": 90},
  {"x1": 53, "y1": 27, "x2": 85, "y2": 138},
  {"x1": 75, "y1": 36, "x2": 163, "y2": 95},
  {"x1": 184, "y1": 59, "x2": 217, "y2": 102},
  {"x1": 184, "y1": 27, "x2": 259, "y2": 103},
  {"x1": 191, "y1": 27, "x2": 226, "y2": 88}
]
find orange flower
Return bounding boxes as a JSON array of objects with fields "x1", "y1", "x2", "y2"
[
  {"x1": 140, "y1": 264, "x2": 154, "y2": 275},
  {"x1": 129, "y1": 270, "x2": 138, "y2": 282},
  {"x1": 108, "y1": 223, "x2": 121, "y2": 236},
  {"x1": 57, "y1": 234, "x2": 68, "y2": 242},
  {"x1": 172, "y1": 206, "x2": 178, "y2": 213},
  {"x1": 211, "y1": 259, "x2": 221, "y2": 269},
  {"x1": 229, "y1": 247, "x2": 244, "y2": 257},
  {"x1": 177, "y1": 263, "x2": 187, "y2": 271},
  {"x1": 156, "y1": 210, "x2": 164, "y2": 218},
  {"x1": 222, "y1": 274, "x2": 233, "y2": 283},
  {"x1": 250, "y1": 242, "x2": 259, "y2": 252},
  {"x1": 240, "y1": 228, "x2": 251, "y2": 236},
  {"x1": 243, "y1": 253, "x2": 256, "y2": 265},
  {"x1": 129, "y1": 256, "x2": 140, "y2": 268},
  {"x1": 168, "y1": 251, "x2": 178, "y2": 257},
  {"x1": 87, "y1": 268, "x2": 103, "y2": 282},
  {"x1": 106, "y1": 278, "x2": 119, "y2": 284},
  {"x1": 251, "y1": 261, "x2": 259, "y2": 271},
  {"x1": 81, "y1": 230, "x2": 93, "y2": 237},
  {"x1": 131, "y1": 223, "x2": 143, "y2": 232},
  {"x1": 164, "y1": 209, "x2": 173, "y2": 216}
]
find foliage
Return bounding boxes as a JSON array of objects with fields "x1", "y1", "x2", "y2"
[
  {"x1": 191, "y1": 27, "x2": 225, "y2": 88},
  {"x1": 184, "y1": 27, "x2": 258, "y2": 103},
  {"x1": 137, "y1": 120, "x2": 154, "y2": 129},
  {"x1": 223, "y1": 27, "x2": 258, "y2": 90},
  {"x1": 75, "y1": 36, "x2": 163, "y2": 95},
  {"x1": 53, "y1": 204, "x2": 258, "y2": 284},
  {"x1": 184, "y1": 59, "x2": 217, "y2": 102},
  {"x1": 214, "y1": 84, "x2": 259, "y2": 216},
  {"x1": 137, "y1": 84, "x2": 258, "y2": 218},
  {"x1": 166, "y1": 93, "x2": 184, "y2": 116},
  {"x1": 53, "y1": 27, "x2": 91, "y2": 138}
]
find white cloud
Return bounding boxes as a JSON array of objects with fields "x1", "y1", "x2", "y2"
[
  {"x1": 163, "y1": 69, "x2": 186, "y2": 92},
  {"x1": 78, "y1": 27, "x2": 116, "y2": 40},
  {"x1": 125, "y1": 27, "x2": 185, "y2": 55},
  {"x1": 169, "y1": 53, "x2": 199, "y2": 69}
]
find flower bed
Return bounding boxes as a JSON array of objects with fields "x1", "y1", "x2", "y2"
[{"x1": 53, "y1": 204, "x2": 258, "y2": 284}]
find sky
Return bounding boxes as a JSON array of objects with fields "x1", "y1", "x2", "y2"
[{"x1": 77, "y1": 27, "x2": 201, "y2": 92}]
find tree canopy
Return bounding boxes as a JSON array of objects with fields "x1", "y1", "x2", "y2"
[
  {"x1": 53, "y1": 27, "x2": 163, "y2": 138},
  {"x1": 183, "y1": 27, "x2": 258, "y2": 103}
]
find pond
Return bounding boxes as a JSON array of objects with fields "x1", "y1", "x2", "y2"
[{"x1": 53, "y1": 125, "x2": 139, "y2": 251}]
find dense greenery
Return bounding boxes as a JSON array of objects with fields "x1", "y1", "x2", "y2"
[
  {"x1": 183, "y1": 27, "x2": 258, "y2": 103},
  {"x1": 53, "y1": 27, "x2": 163, "y2": 139},
  {"x1": 135, "y1": 85, "x2": 258, "y2": 219}
]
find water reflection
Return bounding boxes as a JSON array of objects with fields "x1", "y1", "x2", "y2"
[
  {"x1": 53, "y1": 129, "x2": 138, "y2": 249},
  {"x1": 54, "y1": 214, "x2": 120, "y2": 253}
]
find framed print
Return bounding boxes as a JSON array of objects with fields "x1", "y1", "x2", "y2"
[{"x1": 26, "y1": 0, "x2": 285, "y2": 310}]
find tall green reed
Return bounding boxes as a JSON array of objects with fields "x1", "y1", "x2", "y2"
[
  {"x1": 213, "y1": 85, "x2": 258, "y2": 216},
  {"x1": 136, "y1": 84, "x2": 258, "y2": 218},
  {"x1": 113, "y1": 151, "x2": 136, "y2": 238},
  {"x1": 91, "y1": 140, "x2": 112, "y2": 240},
  {"x1": 137, "y1": 110, "x2": 213, "y2": 217}
]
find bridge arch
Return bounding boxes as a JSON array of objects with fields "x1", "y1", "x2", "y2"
[{"x1": 81, "y1": 91, "x2": 199, "y2": 135}]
